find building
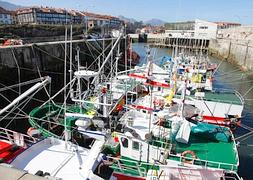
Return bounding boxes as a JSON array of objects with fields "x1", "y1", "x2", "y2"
[
  {"x1": 16, "y1": 7, "x2": 83, "y2": 25},
  {"x1": 164, "y1": 19, "x2": 217, "y2": 39},
  {"x1": 81, "y1": 12, "x2": 123, "y2": 29},
  {"x1": 0, "y1": 7, "x2": 12, "y2": 25},
  {"x1": 194, "y1": 19, "x2": 217, "y2": 39},
  {"x1": 15, "y1": 6, "x2": 123, "y2": 28},
  {"x1": 215, "y1": 22, "x2": 241, "y2": 29},
  {"x1": 165, "y1": 21, "x2": 195, "y2": 30}
]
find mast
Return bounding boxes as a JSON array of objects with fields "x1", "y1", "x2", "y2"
[
  {"x1": 91, "y1": 28, "x2": 123, "y2": 84},
  {"x1": 64, "y1": 25, "x2": 68, "y2": 148},
  {"x1": 76, "y1": 46, "x2": 82, "y2": 110},
  {"x1": 146, "y1": 45, "x2": 152, "y2": 163},
  {"x1": 69, "y1": 25, "x2": 73, "y2": 99}
]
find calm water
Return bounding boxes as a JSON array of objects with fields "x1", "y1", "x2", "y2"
[{"x1": 133, "y1": 43, "x2": 253, "y2": 179}]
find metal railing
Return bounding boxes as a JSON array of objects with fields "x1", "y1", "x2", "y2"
[
  {"x1": 107, "y1": 156, "x2": 159, "y2": 177},
  {"x1": 0, "y1": 127, "x2": 37, "y2": 147},
  {"x1": 168, "y1": 153, "x2": 238, "y2": 171}
]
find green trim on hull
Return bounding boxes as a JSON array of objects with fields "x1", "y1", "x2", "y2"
[{"x1": 29, "y1": 103, "x2": 91, "y2": 137}]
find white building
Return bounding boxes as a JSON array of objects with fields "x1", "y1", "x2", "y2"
[
  {"x1": 194, "y1": 19, "x2": 217, "y2": 39},
  {"x1": 165, "y1": 19, "x2": 217, "y2": 39},
  {"x1": 0, "y1": 7, "x2": 12, "y2": 24}
]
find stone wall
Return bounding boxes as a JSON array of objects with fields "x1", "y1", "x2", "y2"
[{"x1": 209, "y1": 26, "x2": 253, "y2": 71}]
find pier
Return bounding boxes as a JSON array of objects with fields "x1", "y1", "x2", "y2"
[{"x1": 129, "y1": 33, "x2": 209, "y2": 51}]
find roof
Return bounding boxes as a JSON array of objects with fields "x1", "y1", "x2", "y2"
[
  {"x1": 215, "y1": 22, "x2": 241, "y2": 26},
  {"x1": 0, "y1": 7, "x2": 11, "y2": 14},
  {"x1": 16, "y1": 6, "x2": 122, "y2": 21}
]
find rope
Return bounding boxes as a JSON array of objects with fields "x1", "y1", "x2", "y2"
[
  {"x1": 215, "y1": 68, "x2": 242, "y2": 76},
  {"x1": 0, "y1": 82, "x2": 45, "y2": 103},
  {"x1": 0, "y1": 93, "x2": 27, "y2": 116},
  {"x1": 33, "y1": 45, "x2": 71, "y2": 65},
  {"x1": 214, "y1": 79, "x2": 253, "y2": 85},
  {"x1": 0, "y1": 77, "x2": 47, "y2": 92},
  {"x1": 243, "y1": 86, "x2": 253, "y2": 97},
  {"x1": 11, "y1": 48, "x2": 21, "y2": 95}
]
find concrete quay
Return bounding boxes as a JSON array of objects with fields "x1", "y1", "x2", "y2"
[{"x1": 209, "y1": 26, "x2": 253, "y2": 72}]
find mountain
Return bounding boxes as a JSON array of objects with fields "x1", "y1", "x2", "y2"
[
  {"x1": 0, "y1": 0, "x2": 23, "y2": 10},
  {"x1": 144, "y1": 19, "x2": 166, "y2": 26},
  {"x1": 118, "y1": 15, "x2": 137, "y2": 23}
]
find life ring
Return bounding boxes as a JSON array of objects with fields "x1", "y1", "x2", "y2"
[
  {"x1": 27, "y1": 127, "x2": 41, "y2": 137},
  {"x1": 181, "y1": 150, "x2": 196, "y2": 164}
]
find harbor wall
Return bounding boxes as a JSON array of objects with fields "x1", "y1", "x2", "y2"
[
  {"x1": 209, "y1": 26, "x2": 253, "y2": 72},
  {"x1": 0, "y1": 38, "x2": 126, "y2": 87}
]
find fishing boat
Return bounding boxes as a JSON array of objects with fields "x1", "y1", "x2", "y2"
[
  {"x1": 0, "y1": 127, "x2": 37, "y2": 164},
  {"x1": 104, "y1": 108, "x2": 240, "y2": 179},
  {"x1": 27, "y1": 28, "x2": 144, "y2": 139},
  {"x1": 0, "y1": 71, "x2": 107, "y2": 180},
  {"x1": 127, "y1": 52, "x2": 244, "y2": 130},
  {"x1": 10, "y1": 135, "x2": 106, "y2": 180},
  {"x1": 99, "y1": 48, "x2": 241, "y2": 179}
]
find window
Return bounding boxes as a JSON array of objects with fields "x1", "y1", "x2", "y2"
[
  {"x1": 132, "y1": 141, "x2": 139, "y2": 150},
  {"x1": 4, "y1": 14, "x2": 7, "y2": 18},
  {"x1": 199, "y1": 26, "x2": 208, "y2": 29},
  {"x1": 121, "y1": 137, "x2": 128, "y2": 148}
]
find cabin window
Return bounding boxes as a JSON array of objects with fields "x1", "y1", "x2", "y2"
[
  {"x1": 121, "y1": 137, "x2": 128, "y2": 148},
  {"x1": 132, "y1": 141, "x2": 140, "y2": 150}
]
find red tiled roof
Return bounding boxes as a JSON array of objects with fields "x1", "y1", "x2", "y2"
[
  {"x1": 0, "y1": 6, "x2": 11, "y2": 14},
  {"x1": 15, "y1": 6, "x2": 123, "y2": 21}
]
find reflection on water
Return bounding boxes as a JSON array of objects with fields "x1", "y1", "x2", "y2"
[{"x1": 133, "y1": 43, "x2": 253, "y2": 179}]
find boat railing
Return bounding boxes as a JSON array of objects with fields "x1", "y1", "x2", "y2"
[
  {"x1": 149, "y1": 138, "x2": 171, "y2": 149},
  {"x1": 190, "y1": 88, "x2": 244, "y2": 105},
  {"x1": 108, "y1": 154, "x2": 240, "y2": 178},
  {"x1": 0, "y1": 127, "x2": 37, "y2": 147},
  {"x1": 108, "y1": 156, "x2": 148, "y2": 177},
  {"x1": 168, "y1": 153, "x2": 237, "y2": 171},
  {"x1": 224, "y1": 171, "x2": 243, "y2": 180}
]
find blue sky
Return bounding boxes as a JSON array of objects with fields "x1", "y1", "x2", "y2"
[{"x1": 7, "y1": 0, "x2": 253, "y2": 24}]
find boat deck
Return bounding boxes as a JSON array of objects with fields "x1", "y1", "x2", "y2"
[
  {"x1": 203, "y1": 91, "x2": 243, "y2": 105},
  {"x1": 170, "y1": 134, "x2": 238, "y2": 170},
  {"x1": 11, "y1": 137, "x2": 102, "y2": 180}
]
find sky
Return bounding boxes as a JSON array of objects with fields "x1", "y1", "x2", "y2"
[{"x1": 7, "y1": 0, "x2": 253, "y2": 24}]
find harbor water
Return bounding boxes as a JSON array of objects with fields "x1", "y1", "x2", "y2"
[{"x1": 133, "y1": 43, "x2": 253, "y2": 179}]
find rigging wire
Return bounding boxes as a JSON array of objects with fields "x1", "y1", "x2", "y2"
[
  {"x1": 0, "y1": 93, "x2": 27, "y2": 116},
  {"x1": 4, "y1": 89, "x2": 40, "y2": 129},
  {"x1": 11, "y1": 48, "x2": 21, "y2": 95}
]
